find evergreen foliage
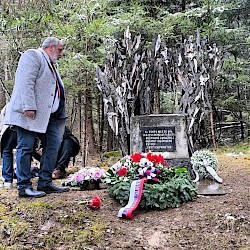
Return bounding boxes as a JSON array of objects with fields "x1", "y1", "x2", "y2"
[
  {"x1": 108, "y1": 168, "x2": 197, "y2": 209},
  {"x1": 0, "y1": 0, "x2": 249, "y2": 155}
]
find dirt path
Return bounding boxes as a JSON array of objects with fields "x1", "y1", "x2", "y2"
[{"x1": 0, "y1": 154, "x2": 249, "y2": 250}]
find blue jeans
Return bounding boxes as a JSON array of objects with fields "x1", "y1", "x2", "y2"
[
  {"x1": 1, "y1": 127, "x2": 17, "y2": 183},
  {"x1": 16, "y1": 117, "x2": 62, "y2": 191}
]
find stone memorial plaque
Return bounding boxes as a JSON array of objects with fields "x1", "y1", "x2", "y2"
[
  {"x1": 130, "y1": 114, "x2": 189, "y2": 159},
  {"x1": 141, "y1": 126, "x2": 176, "y2": 152}
]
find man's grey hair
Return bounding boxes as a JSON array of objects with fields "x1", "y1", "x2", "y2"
[{"x1": 41, "y1": 37, "x2": 62, "y2": 49}]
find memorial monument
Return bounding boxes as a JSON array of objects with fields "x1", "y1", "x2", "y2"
[
  {"x1": 130, "y1": 114, "x2": 190, "y2": 168},
  {"x1": 130, "y1": 114, "x2": 226, "y2": 196}
]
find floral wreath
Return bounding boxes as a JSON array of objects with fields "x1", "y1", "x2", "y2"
[
  {"x1": 190, "y1": 150, "x2": 219, "y2": 178},
  {"x1": 104, "y1": 152, "x2": 197, "y2": 210}
]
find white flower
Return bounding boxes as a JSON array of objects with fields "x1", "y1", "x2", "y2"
[
  {"x1": 124, "y1": 159, "x2": 132, "y2": 169},
  {"x1": 139, "y1": 158, "x2": 148, "y2": 167},
  {"x1": 111, "y1": 161, "x2": 122, "y2": 172},
  {"x1": 191, "y1": 150, "x2": 218, "y2": 178},
  {"x1": 148, "y1": 161, "x2": 154, "y2": 167},
  {"x1": 75, "y1": 14, "x2": 86, "y2": 20}
]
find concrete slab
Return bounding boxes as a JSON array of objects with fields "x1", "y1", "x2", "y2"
[{"x1": 196, "y1": 179, "x2": 227, "y2": 195}]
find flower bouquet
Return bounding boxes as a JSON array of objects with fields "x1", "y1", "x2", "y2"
[
  {"x1": 105, "y1": 152, "x2": 168, "y2": 184},
  {"x1": 104, "y1": 152, "x2": 197, "y2": 211},
  {"x1": 62, "y1": 167, "x2": 106, "y2": 190}
]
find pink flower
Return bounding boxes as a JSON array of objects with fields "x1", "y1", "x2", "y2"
[
  {"x1": 94, "y1": 171, "x2": 102, "y2": 180},
  {"x1": 68, "y1": 174, "x2": 74, "y2": 180},
  {"x1": 75, "y1": 173, "x2": 84, "y2": 182},
  {"x1": 84, "y1": 169, "x2": 92, "y2": 177}
]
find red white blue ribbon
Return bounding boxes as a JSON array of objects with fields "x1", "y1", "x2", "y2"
[
  {"x1": 118, "y1": 179, "x2": 145, "y2": 219},
  {"x1": 118, "y1": 165, "x2": 161, "y2": 219}
]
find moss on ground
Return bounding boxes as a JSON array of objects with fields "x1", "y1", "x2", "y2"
[{"x1": 0, "y1": 198, "x2": 107, "y2": 249}]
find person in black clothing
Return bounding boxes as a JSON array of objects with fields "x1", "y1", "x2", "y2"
[
  {"x1": 1, "y1": 126, "x2": 80, "y2": 182},
  {"x1": 52, "y1": 127, "x2": 80, "y2": 179},
  {"x1": 0, "y1": 127, "x2": 17, "y2": 188},
  {"x1": 32, "y1": 126, "x2": 80, "y2": 179}
]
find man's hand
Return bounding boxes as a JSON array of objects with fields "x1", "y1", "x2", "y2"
[
  {"x1": 36, "y1": 148, "x2": 43, "y2": 156},
  {"x1": 24, "y1": 110, "x2": 36, "y2": 119}
]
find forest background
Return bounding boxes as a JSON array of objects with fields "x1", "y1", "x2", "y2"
[{"x1": 0, "y1": 0, "x2": 249, "y2": 165}]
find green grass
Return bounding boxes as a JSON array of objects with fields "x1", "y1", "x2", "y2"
[
  {"x1": 102, "y1": 151, "x2": 122, "y2": 158},
  {"x1": 215, "y1": 141, "x2": 250, "y2": 154}
]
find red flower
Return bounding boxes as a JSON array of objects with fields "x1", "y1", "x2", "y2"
[
  {"x1": 89, "y1": 196, "x2": 101, "y2": 209},
  {"x1": 131, "y1": 153, "x2": 143, "y2": 162},
  {"x1": 156, "y1": 169, "x2": 161, "y2": 174},
  {"x1": 153, "y1": 177, "x2": 158, "y2": 182},
  {"x1": 117, "y1": 167, "x2": 127, "y2": 176},
  {"x1": 146, "y1": 153, "x2": 157, "y2": 164},
  {"x1": 157, "y1": 155, "x2": 164, "y2": 163},
  {"x1": 147, "y1": 153, "x2": 164, "y2": 164},
  {"x1": 146, "y1": 152, "x2": 154, "y2": 162},
  {"x1": 163, "y1": 161, "x2": 170, "y2": 167}
]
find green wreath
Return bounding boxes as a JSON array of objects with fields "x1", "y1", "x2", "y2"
[{"x1": 105, "y1": 153, "x2": 197, "y2": 210}]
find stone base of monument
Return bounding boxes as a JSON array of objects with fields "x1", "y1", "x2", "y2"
[
  {"x1": 196, "y1": 179, "x2": 227, "y2": 195},
  {"x1": 166, "y1": 158, "x2": 191, "y2": 168},
  {"x1": 166, "y1": 158, "x2": 199, "y2": 180}
]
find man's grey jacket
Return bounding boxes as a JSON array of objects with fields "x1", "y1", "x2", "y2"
[{"x1": 4, "y1": 48, "x2": 66, "y2": 135}]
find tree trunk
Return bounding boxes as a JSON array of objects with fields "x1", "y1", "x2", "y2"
[
  {"x1": 98, "y1": 95, "x2": 104, "y2": 153},
  {"x1": 107, "y1": 125, "x2": 114, "y2": 152},
  {"x1": 77, "y1": 91, "x2": 86, "y2": 166},
  {"x1": 210, "y1": 109, "x2": 217, "y2": 150},
  {"x1": 84, "y1": 86, "x2": 96, "y2": 157},
  {"x1": 237, "y1": 85, "x2": 245, "y2": 140}
]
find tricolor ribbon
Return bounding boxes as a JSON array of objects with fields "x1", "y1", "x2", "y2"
[
  {"x1": 118, "y1": 179, "x2": 146, "y2": 219},
  {"x1": 118, "y1": 165, "x2": 160, "y2": 219}
]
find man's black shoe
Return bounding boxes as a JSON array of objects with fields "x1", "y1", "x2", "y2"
[
  {"x1": 37, "y1": 183, "x2": 69, "y2": 194},
  {"x1": 19, "y1": 188, "x2": 46, "y2": 198}
]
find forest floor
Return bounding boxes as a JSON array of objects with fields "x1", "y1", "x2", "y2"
[{"x1": 0, "y1": 149, "x2": 249, "y2": 250}]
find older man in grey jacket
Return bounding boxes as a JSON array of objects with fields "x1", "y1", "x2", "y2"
[{"x1": 4, "y1": 37, "x2": 69, "y2": 197}]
